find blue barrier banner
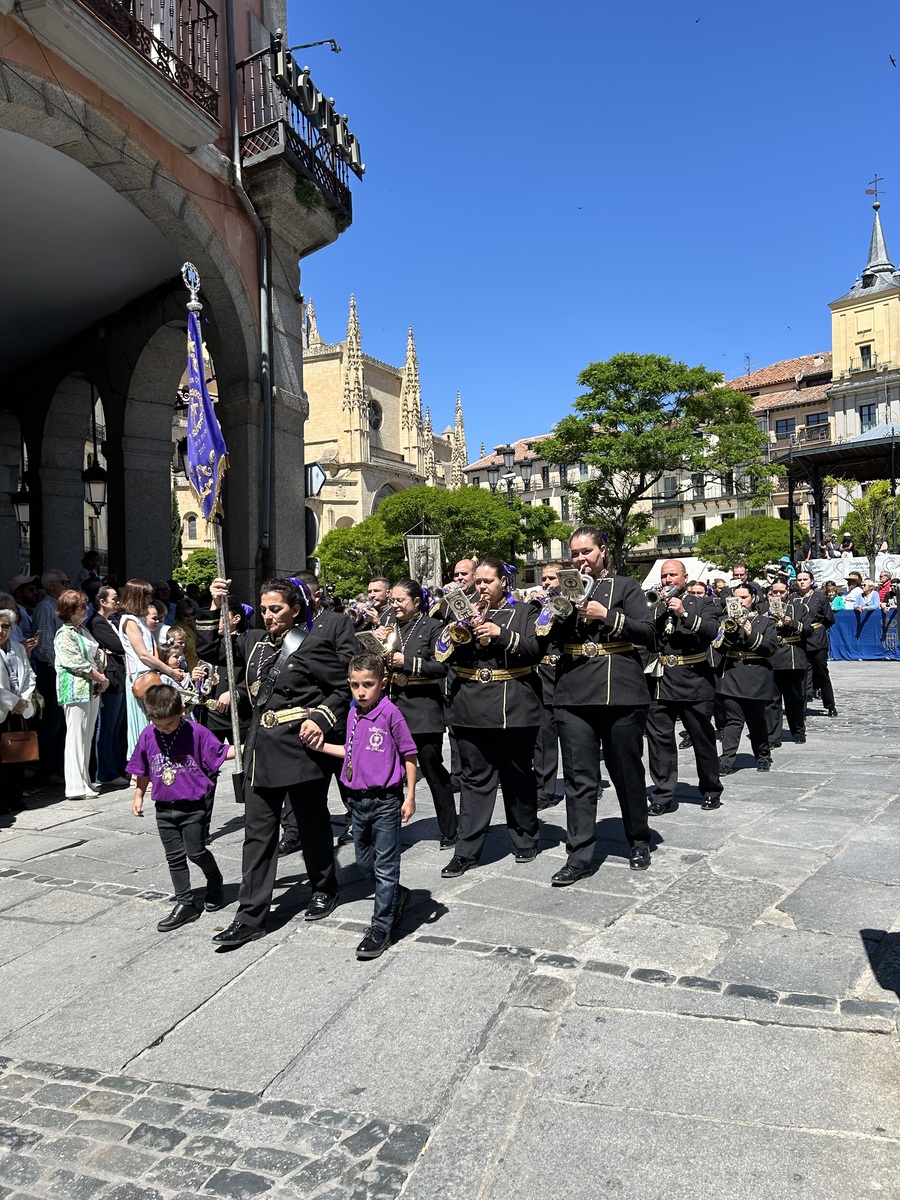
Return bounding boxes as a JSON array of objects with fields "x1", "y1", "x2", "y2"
[{"x1": 829, "y1": 608, "x2": 900, "y2": 661}]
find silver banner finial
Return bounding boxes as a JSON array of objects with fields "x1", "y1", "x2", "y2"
[{"x1": 181, "y1": 262, "x2": 202, "y2": 313}]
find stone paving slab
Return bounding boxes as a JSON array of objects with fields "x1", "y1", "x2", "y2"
[
  {"x1": 483, "y1": 1100, "x2": 900, "y2": 1200},
  {"x1": 541, "y1": 1005, "x2": 900, "y2": 1134}
]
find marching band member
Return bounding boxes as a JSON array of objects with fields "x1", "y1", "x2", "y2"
[
  {"x1": 759, "y1": 578, "x2": 812, "y2": 747},
  {"x1": 533, "y1": 561, "x2": 566, "y2": 810},
  {"x1": 437, "y1": 557, "x2": 543, "y2": 877},
  {"x1": 794, "y1": 569, "x2": 837, "y2": 718},
  {"x1": 646, "y1": 559, "x2": 724, "y2": 813},
  {"x1": 716, "y1": 584, "x2": 778, "y2": 775},
  {"x1": 546, "y1": 527, "x2": 655, "y2": 880},
  {"x1": 212, "y1": 578, "x2": 349, "y2": 947},
  {"x1": 385, "y1": 579, "x2": 457, "y2": 848}
]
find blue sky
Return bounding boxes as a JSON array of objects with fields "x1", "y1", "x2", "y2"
[{"x1": 288, "y1": 0, "x2": 900, "y2": 458}]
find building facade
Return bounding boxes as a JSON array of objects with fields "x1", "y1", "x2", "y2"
[
  {"x1": 0, "y1": 1, "x2": 363, "y2": 597},
  {"x1": 301, "y1": 298, "x2": 467, "y2": 543}
]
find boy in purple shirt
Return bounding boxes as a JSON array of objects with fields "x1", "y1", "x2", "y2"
[
  {"x1": 320, "y1": 652, "x2": 417, "y2": 959},
  {"x1": 127, "y1": 683, "x2": 233, "y2": 933}
]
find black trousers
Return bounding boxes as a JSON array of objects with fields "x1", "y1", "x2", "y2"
[
  {"x1": 32, "y1": 661, "x2": 64, "y2": 779},
  {"x1": 719, "y1": 696, "x2": 770, "y2": 767},
  {"x1": 414, "y1": 731, "x2": 457, "y2": 840},
  {"x1": 449, "y1": 729, "x2": 462, "y2": 791},
  {"x1": 154, "y1": 794, "x2": 222, "y2": 904},
  {"x1": 646, "y1": 700, "x2": 721, "y2": 803},
  {"x1": 766, "y1": 670, "x2": 806, "y2": 741},
  {"x1": 534, "y1": 705, "x2": 561, "y2": 803},
  {"x1": 238, "y1": 776, "x2": 336, "y2": 927},
  {"x1": 282, "y1": 755, "x2": 349, "y2": 842},
  {"x1": 805, "y1": 646, "x2": 835, "y2": 710},
  {"x1": 454, "y1": 726, "x2": 539, "y2": 861},
  {"x1": 556, "y1": 705, "x2": 650, "y2": 866}
]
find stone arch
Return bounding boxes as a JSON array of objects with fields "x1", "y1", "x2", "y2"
[
  {"x1": 335, "y1": 516, "x2": 355, "y2": 529},
  {"x1": 0, "y1": 410, "x2": 24, "y2": 583},
  {"x1": 371, "y1": 484, "x2": 399, "y2": 513}
]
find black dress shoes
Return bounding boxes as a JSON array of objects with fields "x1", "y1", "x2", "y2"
[
  {"x1": 277, "y1": 838, "x2": 300, "y2": 857},
  {"x1": 336, "y1": 825, "x2": 355, "y2": 847},
  {"x1": 158, "y1": 902, "x2": 200, "y2": 932},
  {"x1": 793, "y1": 733, "x2": 807, "y2": 744},
  {"x1": 757, "y1": 758, "x2": 771, "y2": 772},
  {"x1": 827, "y1": 708, "x2": 838, "y2": 718},
  {"x1": 701, "y1": 793, "x2": 722, "y2": 811},
  {"x1": 770, "y1": 740, "x2": 782, "y2": 749},
  {"x1": 204, "y1": 880, "x2": 225, "y2": 912},
  {"x1": 648, "y1": 799, "x2": 675, "y2": 815},
  {"x1": 678, "y1": 733, "x2": 693, "y2": 749},
  {"x1": 356, "y1": 926, "x2": 391, "y2": 960},
  {"x1": 550, "y1": 864, "x2": 590, "y2": 887},
  {"x1": 629, "y1": 846, "x2": 651, "y2": 871},
  {"x1": 719, "y1": 763, "x2": 734, "y2": 775},
  {"x1": 441, "y1": 854, "x2": 478, "y2": 878},
  {"x1": 212, "y1": 919, "x2": 265, "y2": 946},
  {"x1": 537, "y1": 795, "x2": 562, "y2": 811},
  {"x1": 305, "y1": 892, "x2": 338, "y2": 921},
  {"x1": 515, "y1": 846, "x2": 538, "y2": 863},
  {"x1": 439, "y1": 835, "x2": 458, "y2": 851}
]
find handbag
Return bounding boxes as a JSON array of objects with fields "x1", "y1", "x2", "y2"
[
  {"x1": 132, "y1": 671, "x2": 163, "y2": 700},
  {"x1": 0, "y1": 715, "x2": 38, "y2": 764}
]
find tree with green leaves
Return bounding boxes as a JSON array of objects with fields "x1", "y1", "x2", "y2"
[
  {"x1": 696, "y1": 515, "x2": 807, "y2": 578},
  {"x1": 317, "y1": 485, "x2": 567, "y2": 597},
  {"x1": 826, "y1": 479, "x2": 899, "y2": 577},
  {"x1": 539, "y1": 353, "x2": 771, "y2": 569},
  {"x1": 173, "y1": 547, "x2": 218, "y2": 590}
]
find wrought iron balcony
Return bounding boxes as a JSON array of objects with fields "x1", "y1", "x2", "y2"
[
  {"x1": 79, "y1": 0, "x2": 219, "y2": 118},
  {"x1": 656, "y1": 533, "x2": 699, "y2": 549},
  {"x1": 18, "y1": 0, "x2": 218, "y2": 146},
  {"x1": 237, "y1": 37, "x2": 362, "y2": 221},
  {"x1": 774, "y1": 420, "x2": 834, "y2": 448}
]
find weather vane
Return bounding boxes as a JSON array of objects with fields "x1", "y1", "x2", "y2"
[{"x1": 866, "y1": 174, "x2": 887, "y2": 206}]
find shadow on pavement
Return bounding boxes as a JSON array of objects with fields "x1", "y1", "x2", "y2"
[{"x1": 860, "y1": 928, "x2": 900, "y2": 1002}]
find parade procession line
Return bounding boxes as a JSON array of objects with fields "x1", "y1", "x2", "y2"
[{"x1": 0, "y1": 661, "x2": 899, "y2": 1199}]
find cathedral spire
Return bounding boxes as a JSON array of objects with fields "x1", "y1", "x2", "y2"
[
  {"x1": 423, "y1": 406, "x2": 436, "y2": 487},
  {"x1": 342, "y1": 295, "x2": 368, "y2": 462},
  {"x1": 450, "y1": 390, "x2": 467, "y2": 489},
  {"x1": 401, "y1": 326, "x2": 424, "y2": 475},
  {"x1": 305, "y1": 296, "x2": 322, "y2": 347}
]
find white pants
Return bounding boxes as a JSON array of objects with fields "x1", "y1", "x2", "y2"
[{"x1": 64, "y1": 698, "x2": 100, "y2": 799}]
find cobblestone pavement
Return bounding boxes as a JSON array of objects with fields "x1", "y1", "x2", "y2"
[{"x1": 1, "y1": 661, "x2": 899, "y2": 1199}]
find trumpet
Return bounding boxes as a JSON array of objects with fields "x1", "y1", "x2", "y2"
[
  {"x1": 349, "y1": 602, "x2": 380, "y2": 631},
  {"x1": 355, "y1": 625, "x2": 401, "y2": 658},
  {"x1": 448, "y1": 599, "x2": 489, "y2": 644},
  {"x1": 721, "y1": 596, "x2": 745, "y2": 632}
]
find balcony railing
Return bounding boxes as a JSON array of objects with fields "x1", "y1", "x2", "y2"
[
  {"x1": 774, "y1": 420, "x2": 834, "y2": 448},
  {"x1": 236, "y1": 42, "x2": 355, "y2": 219},
  {"x1": 656, "y1": 533, "x2": 699, "y2": 549},
  {"x1": 77, "y1": 0, "x2": 219, "y2": 119},
  {"x1": 849, "y1": 354, "x2": 884, "y2": 375}
]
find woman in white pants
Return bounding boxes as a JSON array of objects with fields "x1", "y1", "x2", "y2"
[{"x1": 53, "y1": 590, "x2": 108, "y2": 801}]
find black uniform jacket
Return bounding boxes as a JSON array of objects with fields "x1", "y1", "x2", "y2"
[
  {"x1": 652, "y1": 594, "x2": 719, "y2": 704},
  {"x1": 758, "y1": 596, "x2": 812, "y2": 671},
  {"x1": 86, "y1": 612, "x2": 126, "y2": 693},
  {"x1": 387, "y1": 615, "x2": 448, "y2": 736},
  {"x1": 440, "y1": 601, "x2": 543, "y2": 729},
  {"x1": 799, "y1": 587, "x2": 835, "y2": 653},
  {"x1": 238, "y1": 628, "x2": 350, "y2": 788},
  {"x1": 548, "y1": 574, "x2": 654, "y2": 709},
  {"x1": 716, "y1": 610, "x2": 778, "y2": 701}
]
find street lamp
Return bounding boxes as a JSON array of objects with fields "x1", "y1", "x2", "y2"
[
  {"x1": 82, "y1": 384, "x2": 108, "y2": 518},
  {"x1": 9, "y1": 485, "x2": 30, "y2": 530},
  {"x1": 488, "y1": 445, "x2": 518, "y2": 567},
  {"x1": 518, "y1": 458, "x2": 533, "y2": 491}
]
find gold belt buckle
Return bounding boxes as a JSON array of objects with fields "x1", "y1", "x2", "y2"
[
  {"x1": 582, "y1": 642, "x2": 599, "y2": 658},
  {"x1": 477, "y1": 667, "x2": 494, "y2": 683},
  {"x1": 261, "y1": 710, "x2": 278, "y2": 728},
  {"x1": 393, "y1": 672, "x2": 409, "y2": 687},
  {"x1": 665, "y1": 653, "x2": 679, "y2": 667},
  {"x1": 776, "y1": 636, "x2": 785, "y2": 645},
  {"x1": 546, "y1": 653, "x2": 560, "y2": 666}
]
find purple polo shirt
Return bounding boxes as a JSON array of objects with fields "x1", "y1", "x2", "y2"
[
  {"x1": 126, "y1": 720, "x2": 228, "y2": 803},
  {"x1": 340, "y1": 696, "x2": 417, "y2": 792}
]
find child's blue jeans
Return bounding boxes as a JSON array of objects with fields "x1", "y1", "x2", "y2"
[{"x1": 347, "y1": 786, "x2": 403, "y2": 935}]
